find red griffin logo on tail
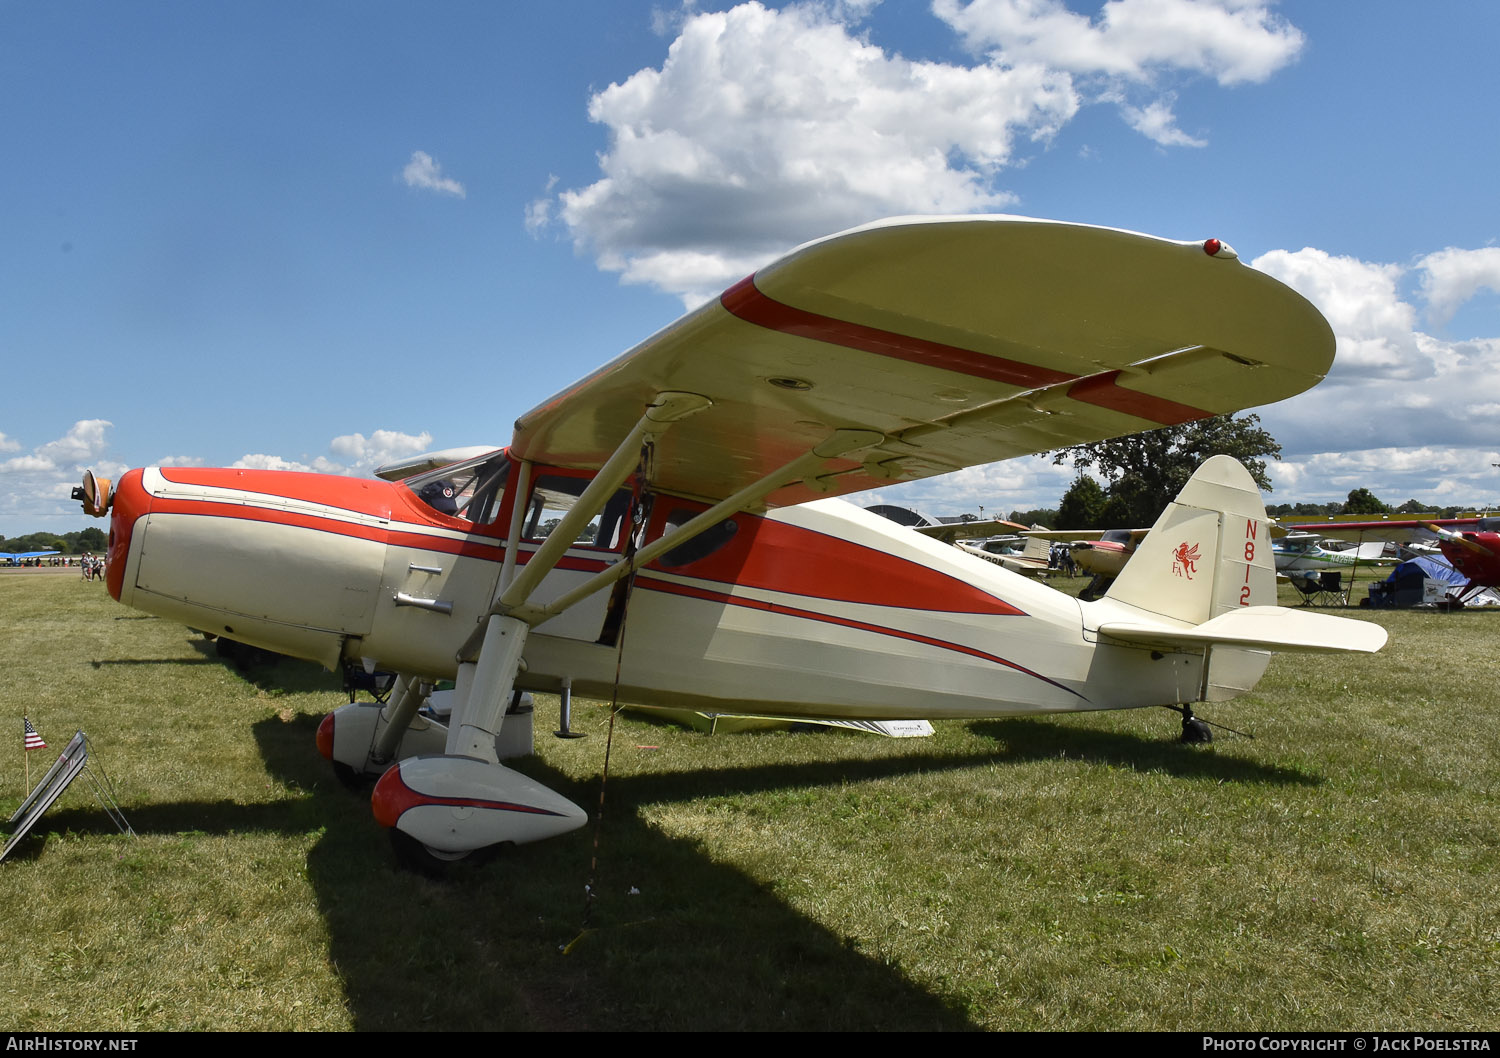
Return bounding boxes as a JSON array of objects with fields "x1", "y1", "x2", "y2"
[{"x1": 1172, "y1": 541, "x2": 1200, "y2": 579}]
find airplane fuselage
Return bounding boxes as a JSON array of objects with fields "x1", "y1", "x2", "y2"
[
  {"x1": 1272, "y1": 540, "x2": 1380, "y2": 573},
  {"x1": 1438, "y1": 532, "x2": 1500, "y2": 587},
  {"x1": 101, "y1": 456, "x2": 1227, "y2": 722}
]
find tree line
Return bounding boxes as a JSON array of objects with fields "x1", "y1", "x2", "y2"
[
  {"x1": 1002, "y1": 414, "x2": 1492, "y2": 529},
  {"x1": 0, "y1": 528, "x2": 108, "y2": 554}
]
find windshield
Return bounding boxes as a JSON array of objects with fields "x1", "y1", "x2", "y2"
[{"x1": 404, "y1": 451, "x2": 510, "y2": 525}]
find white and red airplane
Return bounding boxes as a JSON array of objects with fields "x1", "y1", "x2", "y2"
[{"x1": 74, "y1": 216, "x2": 1386, "y2": 868}]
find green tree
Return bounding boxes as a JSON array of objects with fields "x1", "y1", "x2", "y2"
[
  {"x1": 1051, "y1": 413, "x2": 1281, "y2": 527},
  {"x1": 74, "y1": 527, "x2": 107, "y2": 551},
  {"x1": 1343, "y1": 487, "x2": 1390, "y2": 515},
  {"x1": 1055, "y1": 474, "x2": 1107, "y2": 530},
  {"x1": 1007, "y1": 506, "x2": 1059, "y2": 527}
]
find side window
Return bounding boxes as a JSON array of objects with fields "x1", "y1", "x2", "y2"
[
  {"x1": 656, "y1": 507, "x2": 739, "y2": 568},
  {"x1": 522, "y1": 475, "x2": 631, "y2": 550}
]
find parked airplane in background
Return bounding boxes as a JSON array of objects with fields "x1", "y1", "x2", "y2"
[
  {"x1": 1271, "y1": 534, "x2": 1389, "y2": 574},
  {"x1": 1, "y1": 550, "x2": 60, "y2": 565},
  {"x1": 72, "y1": 215, "x2": 1385, "y2": 868},
  {"x1": 953, "y1": 531, "x2": 1058, "y2": 577},
  {"x1": 1290, "y1": 517, "x2": 1500, "y2": 602},
  {"x1": 863, "y1": 506, "x2": 1061, "y2": 577}
]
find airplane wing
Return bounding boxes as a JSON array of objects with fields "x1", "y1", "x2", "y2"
[
  {"x1": 1285, "y1": 519, "x2": 1480, "y2": 546},
  {"x1": 511, "y1": 215, "x2": 1336, "y2": 509},
  {"x1": 1021, "y1": 528, "x2": 1150, "y2": 543},
  {"x1": 955, "y1": 540, "x2": 1057, "y2": 578},
  {"x1": 912, "y1": 517, "x2": 1030, "y2": 543}
]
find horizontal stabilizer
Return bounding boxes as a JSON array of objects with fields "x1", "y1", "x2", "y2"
[{"x1": 1099, "y1": 606, "x2": 1387, "y2": 654}]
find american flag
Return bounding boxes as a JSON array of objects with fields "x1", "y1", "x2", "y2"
[{"x1": 23, "y1": 716, "x2": 46, "y2": 752}]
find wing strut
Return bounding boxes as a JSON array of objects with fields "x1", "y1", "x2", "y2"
[
  {"x1": 497, "y1": 390, "x2": 711, "y2": 614},
  {"x1": 507, "y1": 426, "x2": 886, "y2": 631},
  {"x1": 443, "y1": 390, "x2": 711, "y2": 751},
  {"x1": 373, "y1": 395, "x2": 886, "y2": 859}
]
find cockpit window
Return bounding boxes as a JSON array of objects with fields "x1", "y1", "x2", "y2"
[{"x1": 405, "y1": 453, "x2": 510, "y2": 526}]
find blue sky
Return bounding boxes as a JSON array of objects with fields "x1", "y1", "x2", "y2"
[{"x1": 4, "y1": 1, "x2": 1499, "y2": 536}]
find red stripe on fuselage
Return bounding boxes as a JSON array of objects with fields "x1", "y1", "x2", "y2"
[
  {"x1": 159, "y1": 467, "x2": 396, "y2": 519},
  {"x1": 641, "y1": 578, "x2": 1084, "y2": 699},
  {"x1": 143, "y1": 467, "x2": 1026, "y2": 616},
  {"x1": 644, "y1": 503, "x2": 1025, "y2": 616},
  {"x1": 149, "y1": 495, "x2": 391, "y2": 544}
]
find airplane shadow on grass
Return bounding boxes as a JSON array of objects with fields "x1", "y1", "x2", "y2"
[
  {"x1": 88, "y1": 635, "x2": 334, "y2": 689},
  {"x1": 19, "y1": 696, "x2": 1317, "y2": 1030},
  {"x1": 967, "y1": 717, "x2": 1321, "y2": 787}
]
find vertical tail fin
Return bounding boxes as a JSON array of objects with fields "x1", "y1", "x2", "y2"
[
  {"x1": 1105, "y1": 455, "x2": 1277, "y2": 624},
  {"x1": 1097, "y1": 456, "x2": 1385, "y2": 704}
]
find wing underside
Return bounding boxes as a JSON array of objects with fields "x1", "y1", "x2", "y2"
[{"x1": 511, "y1": 215, "x2": 1336, "y2": 508}]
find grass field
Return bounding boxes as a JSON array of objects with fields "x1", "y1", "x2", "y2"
[{"x1": 1, "y1": 568, "x2": 1496, "y2": 1031}]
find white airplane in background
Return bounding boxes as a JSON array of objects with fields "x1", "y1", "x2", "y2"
[
  {"x1": 74, "y1": 215, "x2": 1385, "y2": 870},
  {"x1": 1271, "y1": 533, "x2": 1389, "y2": 574},
  {"x1": 865, "y1": 507, "x2": 1059, "y2": 577}
]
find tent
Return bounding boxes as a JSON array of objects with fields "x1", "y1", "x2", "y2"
[{"x1": 1367, "y1": 555, "x2": 1491, "y2": 608}]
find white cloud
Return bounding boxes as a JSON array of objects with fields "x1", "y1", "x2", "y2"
[
  {"x1": 864, "y1": 454, "x2": 1078, "y2": 518},
  {"x1": 0, "y1": 421, "x2": 116, "y2": 532},
  {"x1": 875, "y1": 240, "x2": 1500, "y2": 515},
  {"x1": 1252, "y1": 248, "x2": 1426, "y2": 378},
  {"x1": 401, "y1": 150, "x2": 467, "y2": 198},
  {"x1": 933, "y1": 0, "x2": 1301, "y2": 147},
  {"x1": 329, "y1": 429, "x2": 434, "y2": 470},
  {"x1": 231, "y1": 453, "x2": 317, "y2": 472},
  {"x1": 1118, "y1": 94, "x2": 1205, "y2": 147},
  {"x1": 523, "y1": 177, "x2": 558, "y2": 234},
  {"x1": 0, "y1": 420, "x2": 113, "y2": 474},
  {"x1": 1268, "y1": 447, "x2": 1500, "y2": 508},
  {"x1": 1416, "y1": 246, "x2": 1500, "y2": 329},
  {"x1": 1243, "y1": 246, "x2": 1500, "y2": 507},
  {"x1": 542, "y1": 1, "x2": 1079, "y2": 303},
  {"x1": 932, "y1": 0, "x2": 1305, "y2": 86},
  {"x1": 230, "y1": 429, "x2": 434, "y2": 478},
  {"x1": 537, "y1": 2, "x2": 1307, "y2": 304}
]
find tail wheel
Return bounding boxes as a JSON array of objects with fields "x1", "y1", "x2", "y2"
[{"x1": 1180, "y1": 715, "x2": 1213, "y2": 743}]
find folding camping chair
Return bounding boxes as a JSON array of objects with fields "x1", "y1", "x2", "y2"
[{"x1": 1290, "y1": 570, "x2": 1348, "y2": 606}]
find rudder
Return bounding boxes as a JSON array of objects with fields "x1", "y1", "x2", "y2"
[{"x1": 1105, "y1": 455, "x2": 1277, "y2": 625}]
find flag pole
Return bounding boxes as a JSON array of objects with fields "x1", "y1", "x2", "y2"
[{"x1": 23, "y1": 714, "x2": 47, "y2": 793}]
